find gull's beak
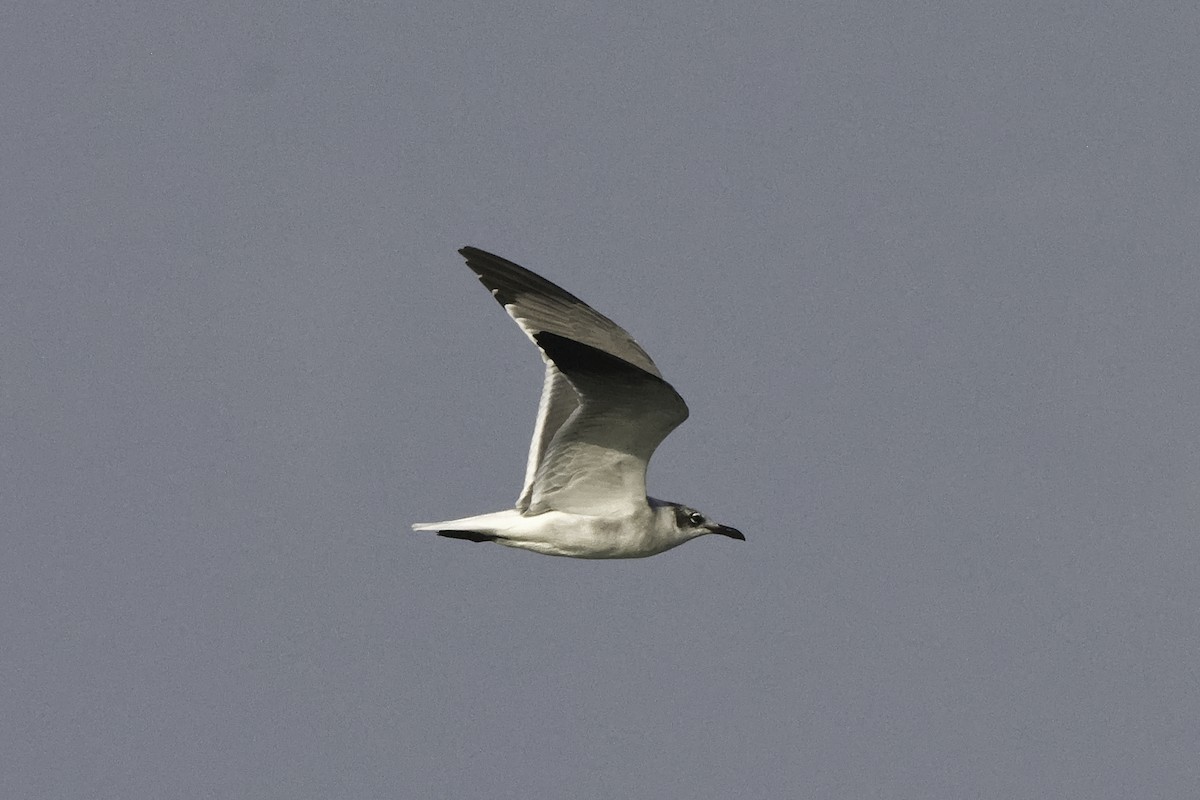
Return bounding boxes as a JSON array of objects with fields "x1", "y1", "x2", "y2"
[{"x1": 710, "y1": 524, "x2": 745, "y2": 541}]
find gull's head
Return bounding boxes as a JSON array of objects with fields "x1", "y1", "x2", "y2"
[{"x1": 650, "y1": 498, "x2": 745, "y2": 546}]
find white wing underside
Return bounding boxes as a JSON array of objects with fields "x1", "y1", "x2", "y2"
[
  {"x1": 460, "y1": 248, "x2": 688, "y2": 516},
  {"x1": 521, "y1": 364, "x2": 576, "y2": 509}
]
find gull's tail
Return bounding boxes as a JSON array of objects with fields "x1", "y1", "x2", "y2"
[{"x1": 411, "y1": 510, "x2": 522, "y2": 543}]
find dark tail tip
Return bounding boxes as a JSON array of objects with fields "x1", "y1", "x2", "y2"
[{"x1": 437, "y1": 530, "x2": 499, "y2": 543}]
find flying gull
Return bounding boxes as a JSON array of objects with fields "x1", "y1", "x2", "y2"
[{"x1": 412, "y1": 246, "x2": 743, "y2": 558}]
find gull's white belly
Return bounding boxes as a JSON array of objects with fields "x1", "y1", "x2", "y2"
[{"x1": 498, "y1": 508, "x2": 668, "y2": 559}]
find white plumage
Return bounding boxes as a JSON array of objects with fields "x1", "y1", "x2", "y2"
[{"x1": 412, "y1": 247, "x2": 743, "y2": 558}]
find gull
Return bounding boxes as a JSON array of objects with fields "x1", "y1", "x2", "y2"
[{"x1": 412, "y1": 246, "x2": 744, "y2": 558}]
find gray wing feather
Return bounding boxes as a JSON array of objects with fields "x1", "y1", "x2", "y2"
[
  {"x1": 460, "y1": 247, "x2": 661, "y2": 375},
  {"x1": 526, "y1": 332, "x2": 688, "y2": 515},
  {"x1": 459, "y1": 247, "x2": 668, "y2": 513}
]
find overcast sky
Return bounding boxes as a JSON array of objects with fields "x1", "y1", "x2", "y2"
[{"x1": 5, "y1": 2, "x2": 1200, "y2": 798}]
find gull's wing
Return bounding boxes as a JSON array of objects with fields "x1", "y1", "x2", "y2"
[
  {"x1": 459, "y1": 246, "x2": 668, "y2": 513},
  {"x1": 525, "y1": 332, "x2": 688, "y2": 515}
]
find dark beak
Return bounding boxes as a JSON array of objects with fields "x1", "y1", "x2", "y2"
[{"x1": 710, "y1": 524, "x2": 745, "y2": 541}]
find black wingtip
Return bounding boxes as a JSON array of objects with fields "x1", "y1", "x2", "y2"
[
  {"x1": 458, "y1": 245, "x2": 525, "y2": 272},
  {"x1": 437, "y1": 530, "x2": 499, "y2": 543},
  {"x1": 457, "y1": 247, "x2": 582, "y2": 309}
]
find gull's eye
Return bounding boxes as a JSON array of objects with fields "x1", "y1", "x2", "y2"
[{"x1": 688, "y1": 512, "x2": 705, "y2": 526}]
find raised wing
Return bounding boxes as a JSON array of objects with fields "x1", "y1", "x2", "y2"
[
  {"x1": 525, "y1": 332, "x2": 688, "y2": 515},
  {"x1": 459, "y1": 247, "x2": 668, "y2": 513}
]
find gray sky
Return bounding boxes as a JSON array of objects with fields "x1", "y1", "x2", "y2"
[{"x1": 5, "y1": 2, "x2": 1199, "y2": 798}]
